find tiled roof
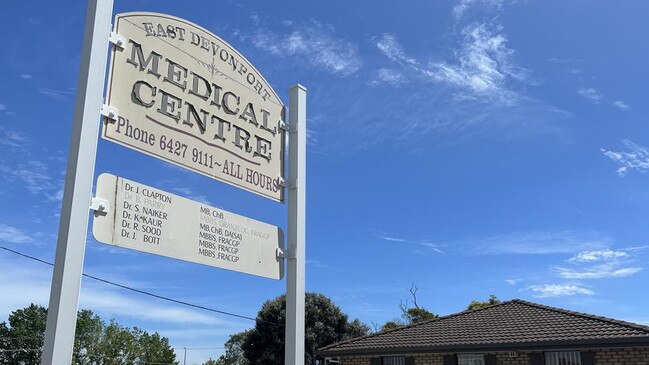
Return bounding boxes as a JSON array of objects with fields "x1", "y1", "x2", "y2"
[{"x1": 318, "y1": 299, "x2": 649, "y2": 356}]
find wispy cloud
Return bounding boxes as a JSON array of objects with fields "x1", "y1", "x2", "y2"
[
  {"x1": 578, "y1": 87, "x2": 602, "y2": 104},
  {"x1": 453, "y1": 0, "x2": 514, "y2": 18},
  {"x1": 526, "y1": 283, "x2": 595, "y2": 298},
  {"x1": 555, "y1": 247, "x2": 644, "y2": 279},
  {"x1": 306, "y1": 259, "x2": 336, "y2": 270},
  {"x1": 376, "y1": 34, "x2": 418, "y2": 66},
  {"x1": 0, "y1": 224, "x2": 33, "y2": 243},
  {"x1": 613, "y1": 100, "x2": 630, "y2": 110},
  {"x1": 376, "y1": 25, "x2": 527, "y2": 104},
  {"x1": 0, "y1": 103, "x2": 5, "y2": 111},
  {"x1": 601, "y1": 140, "x2": 649, "y2": 176},
  {"x1": 251, "y1": 19, "x2": 361, "y2": 76},
  {"x1": 0, "y1": 255, "x2": 231, "y2": 326},
  {"x1": 556, "y1": 266, "x2": 642, "y2": 279},
  {"x1": 374, "y1": 233, "x2": 406, "y2": 242},
  {"x1": 373, "y1": 232, "x2": 443, "y2": 253},
  {"x1": 0, "y1": 127, "x2": 28, "y2": 148},
  {"x1": 38, "y1": 87, "x2": 75, "y2": 101},
  {"x1": 372, "y1": 68, "x2": 406, "y2": 86},
  {"x1": 470, "y1": 230, "x2": 609, "y2": 255},
  {"x1": 505, "y1": 278, "x2": 520, "y2": 285},
  {"x1": 568, "y1": 249, "x2": 629, "y2": 263},
  {"x1": 427, "y1": 23, "x2": 527, "y2": 104},
  {"x1": 0, "y1": 160, "x2": 63, "y2": 201},
  {"x1": 20, "y1": 74, "x2": 33, "y2": 80}
]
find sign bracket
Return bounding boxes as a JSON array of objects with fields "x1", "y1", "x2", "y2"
[
  {"x1": 278, "y1": 177, "x2": 297, "y2": 190},
  {"x1": 100, "y1": 104, "x2": 118, "y2": 121},
  {"x1": 108, "y1": 30, "x2": 125, "y2": 48},
  {"x1": 89, "y1": 196, "x2": 109, "y2": 214}
]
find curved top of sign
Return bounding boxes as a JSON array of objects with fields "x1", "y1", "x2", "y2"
[
  {"x1": 104, "y1": 12, "x2": 286, "y2": 201},
  {"x1": 115, "y1": 12, "x2": 284, "y2": 108}
]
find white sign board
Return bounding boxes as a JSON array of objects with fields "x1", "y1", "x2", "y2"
[
  {"x1": 92, "y1": 173, "x2": 284, "y2": 280},
  {"x1": 103, "y1": 13, "x2": 285, "y2": 202}
]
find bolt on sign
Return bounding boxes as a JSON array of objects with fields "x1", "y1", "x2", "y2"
[
  {"x1": 103, "y1": 13, "x2": 285, "y2": 202},
  {"x1": 93, "y1": 173, "x2": 284, "y2": 280}
]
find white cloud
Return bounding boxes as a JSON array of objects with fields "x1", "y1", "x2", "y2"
[
  {"x1": 374, "y1": 233, "x2": 443, "y2": 253},
  {"x1": 373, "y1": 233, "x2": 406, "y2": 242},
  {"x1": 0, "y1": 254, "x2": 235, "y2": 326},
  {"x1": 375, "y1": 23, "x2": 528, "y2": 104},
  {"x1": 578, "y1": 87, "x2": 603, "y2": 104},
  {"x1": 20, "y1": 74, "x2": 33, "y2": 80},
  {"x1": 453, "y1": 0, "x2": 513, "y2": 18},
  {"x1": 556, "y1": 266, "x2": 642, "y2": 279},
  {"x1": 527, "y1": 284, "x2": 595, "y2": 298},
  {"x1": 613, "y1": 100, "x2": 630, "y2": 110},
  {"x1": 1, "y1": 160, "x2": 63, "y2": 201},
  {"x1": 426, "y1": 23, "x2": 527, "y2": 103},
  {"x1": 568, "y1": 249, "x2": 628, "y2": 263},
  {"x1": 376, "y1": 34, "x2": 418, "y2": 66},
  {"x1": 471, "y1": 230, "x2": 609, "y2": 255},
  {"x1": 601, "y1": 140, "x2": 649, "y2": 176},
  {"x1": 38, "y1": 87, "x2": 75, "y2": 101},
  {"x1": 0, "y1": 127, "x2": 28, "y2": 148},
  {"x1": 373, "y1": 68, "x2": 406, "y2": 86},
  {"x1": 0, "y1": 224, "x2": 33, "y2": 243},
  {"x1": 252, "y1": 20, "x2": 361, "y2": 76},
  {"x1": 505, "y1": 278, "x2": 520, "y2": 285},
  {"x1": 0, "y1": 103, "x2": 5, "y2": 111},
  {"x1": 557, "y1": 247, "x2": 644, "y2": 279}
]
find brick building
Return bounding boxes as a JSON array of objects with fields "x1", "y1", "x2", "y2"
[{"x1": 317, "y1": 299, "x2": 649, "y2": 365}]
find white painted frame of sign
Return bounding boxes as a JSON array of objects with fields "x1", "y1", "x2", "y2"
[
  {"x1": 40, "y1": 2, "x2": 307, "y2": 365},
  {"x1": 41, "y1": 0, "x2": 114, "y2": 364}
]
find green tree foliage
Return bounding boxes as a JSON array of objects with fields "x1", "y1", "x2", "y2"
[
  {"x1": 0, "y1": 304, "x2": 177, "y2": 365},
  {"x1": 0, "y1": 304, "x2": 46, "y2": 365},
  {"x1": 379, "y1": 321, "x2": 402, "y2": 332},
  {"x1": 210, "y1": 330, "x2": 250, "y2": 365},
  {"x1": 380, "y1": 284, "x2": 437, "y2": 331},
  {"x1": 467, "y1": 294, "x2": 502, "y2": 311},
  {"x1": 240, "y1": 293, "x2": 369, "y2": 365}
]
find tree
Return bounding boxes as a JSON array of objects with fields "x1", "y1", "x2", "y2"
[
  {"x1": 467, "y1": 294, "x2": 502, "y2": 311},
  {"x1": 211, "y1": 330, "x2": 250, "y2": 365},
  {"x1": 0, "y1": 304, "x2": 177, "y2": 365},
  {"x1": 240, "y1": 293, "x2": 369, "y2": 365},
  {"x1": 379, "y1": 321, "x2": 402, "y2": 332},
  {"x1": 380, "y1": 284, "x2": 437, "y2": 331},
  {"x1": 0, "y1": 304, "x2": 46, "y2": 365}
]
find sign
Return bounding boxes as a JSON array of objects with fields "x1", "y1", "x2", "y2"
[
  {"x1": 103, "y1": 13, "x2": 285, "y2": 201},
  {"x1": 92, "y1": 173, "x2": 284, "y2": 280}
]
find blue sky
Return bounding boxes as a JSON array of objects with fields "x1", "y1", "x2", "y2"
[{"x1": 2, "y1": 0, "x2": 649, "y2": 363}]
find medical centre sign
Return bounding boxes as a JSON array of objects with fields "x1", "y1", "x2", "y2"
[{"x1": 104, "y1": 13, "x2": 285, "y2": 201}]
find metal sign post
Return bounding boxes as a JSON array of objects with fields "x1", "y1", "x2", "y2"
[
  {"x1": 41, "y1": 0, "x2": 114, "y2": 364},
  {"x1": 285, "y1": 84, "x2": 306, "y2": 365}
]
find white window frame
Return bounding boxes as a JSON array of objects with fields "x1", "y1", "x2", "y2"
[
  {"x1": 458, "y1": 353, "x2": 485, "y2": 365},
  {"x1": 544, "y1": 351, "x2": 582, "y2": 365}
]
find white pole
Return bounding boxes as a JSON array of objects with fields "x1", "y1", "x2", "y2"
[
  {"x1": 41, "y1": 0, "x2": 113, "y2": 364},
  {"x1": 285, "y1": 84, "x2": 307, "y2": 365}
]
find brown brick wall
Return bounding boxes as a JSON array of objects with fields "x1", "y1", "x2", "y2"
[
  {"x1": 334, "y1": 347, "x2": 649, "y2": 365},
  {"x1": 340, "y1": 356, "x2": 372, "y2": 365},
  {"x1": 594, "y1": 346, "x2": 649, "y2": 365}
]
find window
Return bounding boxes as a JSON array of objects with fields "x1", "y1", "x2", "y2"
[
  {"x1": 545, "y1": 351, "x2": 581, "y2": 365},
  {"x1": 382, "y1": 356, "x2": 405, "y2": 365},
  {"x1": 458, "y1": 354, "x2": 485, "y2": 365}
]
